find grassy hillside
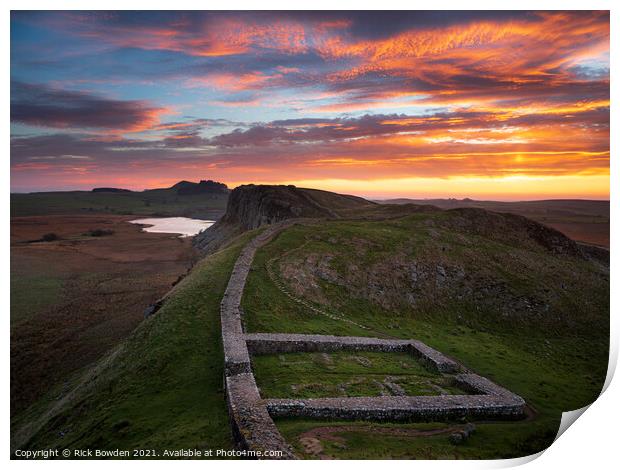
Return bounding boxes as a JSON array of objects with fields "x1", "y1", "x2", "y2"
[
  {"x1": 11, "y1": 189, "x2": 228, "y2": 219},
  {"x1": 11, "y1": 230, "x2": 259, "y2": 456},
  {"x1": 241, "y1": 212, "x2": 609, "y2": 458},
  {"x1": 12, "y1": 200, "x2": 609, "y2": 459},
  {"x1": 380, "y1": 198, "x2": 610, "y2": 248}
]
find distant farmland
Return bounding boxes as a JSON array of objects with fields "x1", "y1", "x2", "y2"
[{"x1": 11, "y1": 187, "x2": 229, "y2": 220}]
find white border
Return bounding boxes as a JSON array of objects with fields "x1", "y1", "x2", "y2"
[{"x1": 3, "y1": 1, "x2": 617, "y2": 468}]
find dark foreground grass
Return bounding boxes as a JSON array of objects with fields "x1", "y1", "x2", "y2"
[
  {"x1": 276, "y1": 419, "x2": 558, "y2": 460},
  {"x1": 10, "y1": 273, "x2": 64, "y2": 325},
  {"x1": 11, "y1": 230, "x2": 259, "y2": 458},
  {"x1": 242, "y1": 217, "x2": 609, "y2": 459},
  {"x1": 252, "y1": 351, "x2": 465, "y2": 399}
]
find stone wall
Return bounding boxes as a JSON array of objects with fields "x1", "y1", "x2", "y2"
[
  {"x1": 219, "y1": 221, "x2": 526, "y2": 460},
  {"x1": 244, "y1": 333, "x2": 459, "y2": 373},
  {"x1": 266, "y1": 393, "x2": 524, "y2": 422},
  {"x1": 220, "y1": 222, "x2": 297, "y2": 459},
  {"x1": 266, "y1": 373, "x2": 525, "y2": 422},
  {"x1": 225, "y1": 373, "x2": 295, "y2": 459}
]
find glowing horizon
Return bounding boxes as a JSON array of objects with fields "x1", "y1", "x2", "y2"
[{"x1": 10, "y1": 11, "x2": 610, "y2": 199}]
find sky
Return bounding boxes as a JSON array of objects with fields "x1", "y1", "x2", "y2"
[{"x1": 10, "y1": 11, "x2": 610, "y2": 200}]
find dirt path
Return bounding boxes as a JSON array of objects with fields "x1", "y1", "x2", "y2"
[
  {"x1": 266, "y1": 240, "x2": 372, "y2": 331},
  {"x1": 294, "y1": 402, "x2": 538, "y2": 459},
  {"x1": 298, "y1": 424, "x2": 466, "y2": 459}
]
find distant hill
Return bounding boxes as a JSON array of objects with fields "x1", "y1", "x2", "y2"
[
  {"x1": 92, "y1": 187, "x2": 131, "y2": 193},
  {"x1": 378, "y1": 198, "x2": 609, "y2": 216},
  {"x1": 170, "y1": 179, "x2": 229, "y2": 195},
  {"x1": 11, "y1": 180, "x2": 230, "y2": 219},
  {"x1": 377, "y1": 198, "x2": 610, "y2": 248},
  {"x1": 11, "y1": 185, "x2": 609, "y2": 248}
]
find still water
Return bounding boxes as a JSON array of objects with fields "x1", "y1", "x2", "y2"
[{"x1": 129, "y1": 217, "x2": 214, "y2": 237}]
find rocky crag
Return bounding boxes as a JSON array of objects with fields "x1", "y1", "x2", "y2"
[{"x1": 193, "y1": 184, "x2": 374, "y2": 253}]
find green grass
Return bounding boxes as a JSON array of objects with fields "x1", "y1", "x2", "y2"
[
  {"x1": 243, "y1": 216, "x2": 608, "y2": 338},
  {"x1": 241, "y1": 216, "x2": 609, "y2": 459},
  {"x1": 276, "y1": 419, "x2": 558, "y2": 459},
  {"x1": 11, "y1": 230, "x2": 259, "y2": 457},
  {"x1": 10, "y1": 274, "x2": 64, "y2": 325},
  {"x1": 11, "y1": 209, "x2": 608, "y2": 459},
  {"x1": 252, "y1": 351, "x2": 465, "y2": 399}
]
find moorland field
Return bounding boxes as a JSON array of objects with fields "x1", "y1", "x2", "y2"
[
  {"x1": 11, "y1": 181, "x2": 229, "y2": 415},
  {"x1": 10, "y1": 214, "x2": 199, "y2": 415}
]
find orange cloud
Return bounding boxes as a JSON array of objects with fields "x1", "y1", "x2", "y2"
[
  {"x1": 317, "y1": 12, "x2": 608, "y2": 78},
  {"x1": 11, "y1": 11, "x2": 610, "y2": 199},
  {"x1": 75, "y1": 16, "x2": 310, "y2": 57}
]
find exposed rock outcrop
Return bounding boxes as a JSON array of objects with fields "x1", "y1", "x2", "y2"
[
  {"x1": 194, "y1": 184, "x2": 374, "y2": 253},
  {"x1": 172, "y1": 179, "x2": 229, "y2": 195}
]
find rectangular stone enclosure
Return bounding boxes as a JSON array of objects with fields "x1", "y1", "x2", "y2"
[
  {"x1": 246, "y1": 333, "x2": 526, "y2": 422},
  {"x1": 220, "y1": 223, "x2": 526, "y2": 459}
]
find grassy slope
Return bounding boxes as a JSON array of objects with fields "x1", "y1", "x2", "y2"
[
  {"x1": 11, "y1": 190, "x2": 228, "y2": 219},
  {"x1": 11, "y1": 230, "x2": 258, "y2": 457},
  {"x1": 11, "y1": 273, "x2": 63, "y2": 325},
  {"x1": 381, "y1": 199, "x2": 610, "y2": 248},
  {"x1": 242, "y1": 214, "x2": 609, "y2": 459},
  {"x1": 11, "y1": 207, "x2": 609, "y2": 459}
]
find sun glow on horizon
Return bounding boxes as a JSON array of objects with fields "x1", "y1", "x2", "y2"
[
  {"x1": 225, "y1": 174, "x2": 610, "y2": 201},
  {"x1": 10, "y1": 11, "x2": 609, "y2": 199}
]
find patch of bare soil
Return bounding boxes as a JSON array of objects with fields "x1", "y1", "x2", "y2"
[
  {"x1": 10, "y1": 215, "x2": 200, "y2": 415},
  {"x1": 295, "y1": 405, "x2": 538, "y2": 459},
  {"x1": 297, "y1": 424, "x2": 465, "y2": 459}
]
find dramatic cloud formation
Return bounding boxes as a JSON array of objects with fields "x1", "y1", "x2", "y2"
[
  {"x1": 11, "y1": 81, "x2": 170, "y2": 132},
  {"x1": 10, "y1": 11, "x2": 609, "y2": 198}
]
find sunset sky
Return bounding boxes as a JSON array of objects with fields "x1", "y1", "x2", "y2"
[{"x1": 10, "y1": 11, "x2": 610, "y2": 199}]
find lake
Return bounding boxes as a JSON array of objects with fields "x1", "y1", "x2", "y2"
[{"x1": 129, "y1": 217, "x2": 215, "y2": 237}]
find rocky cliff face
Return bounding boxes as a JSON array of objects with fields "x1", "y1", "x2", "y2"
[
  {"x1": 193, "y1": 184, "x2": 373, "y2": 253},
  {"x1": 221, "y1": 185, "x2": 335, "y2": 229}
]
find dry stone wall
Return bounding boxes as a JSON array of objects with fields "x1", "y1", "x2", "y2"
[
  {"x1": 225, "y1": 373, "x2": 295, "y2": 458},
  {"x1": 220, "y1": 222, "x2": 297, "y2": 459},
  {"x1": 219, "y1": 221, "x2": 526, "y2": 460},
  {"x1": 244, "y1": 333, "x2": 459, "y2": 372},
  {"x1": 266, "y1": 373, "x2": 525, "y2": 422}
]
